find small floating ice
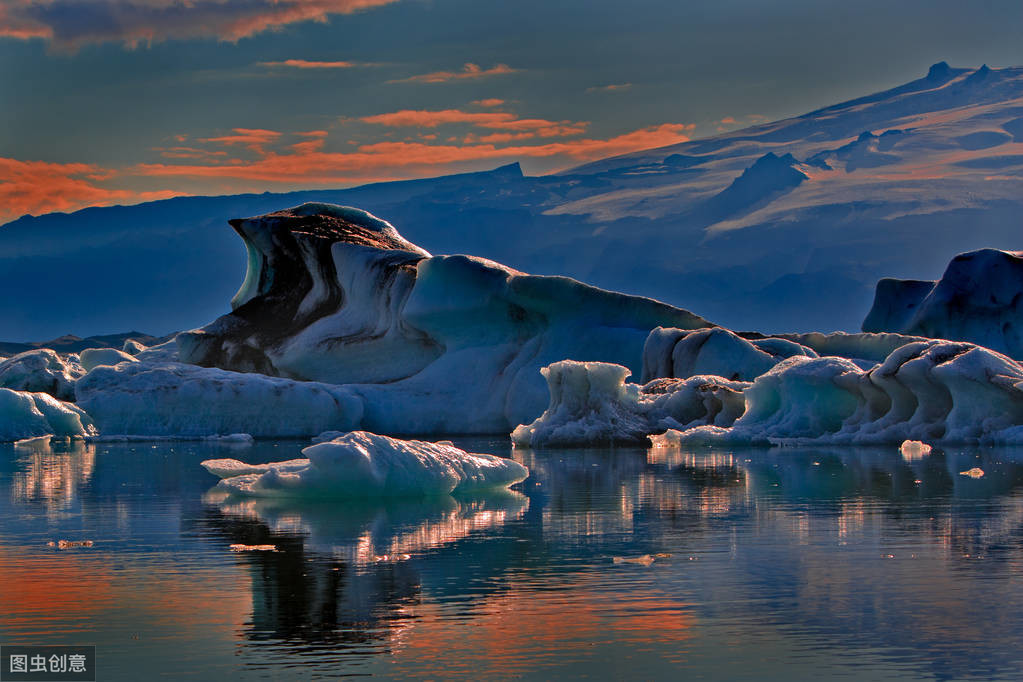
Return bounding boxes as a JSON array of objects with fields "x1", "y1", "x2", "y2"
[
  {"x1": 47, "y1": 540, "x2": 94, "y2": 549},
  {"x1": 228, "y1": 544, "x2": 277, "y2": 552},
  {"x1": 204, "y1": 431, "x2": 528, "y2": 498},
  {"x1": 960, "y1": 467, "x2": 985, "y2": 478},
  {"x1": 900, "y1": 440, "x2": 932, "y2": 459}
]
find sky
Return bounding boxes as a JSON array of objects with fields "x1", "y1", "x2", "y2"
[{"x1": 1, "y1": 0, "x2": 1022, "y2": 225}]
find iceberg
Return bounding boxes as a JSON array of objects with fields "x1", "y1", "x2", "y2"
[
  {"x1": 0, "y1": 388, "x2": 97, "y2": 441},
  {"x1": 0, "y1": 349, "x2": 84, "y2": 402},
  {"x1": 203, "y1": 431, "x2": 529, "y2": 498},
  {"x1": 74, "y1": 361, "x2": 362, "y2": 438},
  {"x1": 864, "y1": 249, "x2": 1023, "y2": 359},
  {"x1": 659, "y1": 340, "x2": 1023, "y2": 446},
  {"x1": 175, "y1": 203, "x2": 712, "y2": 433},
  {"x1": 511, "y1": 360, "x2": 747, "y2": 447},
  {"x1": 79, "y1": 347, "x2": 138, "y2": 372}
]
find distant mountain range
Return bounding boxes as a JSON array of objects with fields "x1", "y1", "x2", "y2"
[
  {"x1": 0, "y1": 331, "x2": 173, "y2": 356},
  {"x1": 2, "y1": 62, "x2": 1021, "y2": 340}
]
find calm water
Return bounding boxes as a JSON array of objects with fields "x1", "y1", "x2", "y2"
[{"x1": 2, "y1": 437, "x2": 1023, "y2": 680}]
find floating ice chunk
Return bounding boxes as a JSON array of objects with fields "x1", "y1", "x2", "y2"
[
  {"x1": 511, "y1": 360, "x2": 748, "y2": 447},
  {"x1": 659, "y1": 340, "x2": 1023, "y2": 446},
  {"x1": 14, "y1": 434, "x2": 52, "y2": 449},
  {"x1": 75, "y1": 361, "x2": 363, "y2": 438},
  {"x1": 80, "y1": 347, "x2": 138, "y2": 372},
  {"x1": 0, "y1": 388, "x2": 97, "y2": 441},
  {"x1": 0, "y1": 349, "x2": 84, "y2": 402},
  {"x1": 228, "y1": 544, "x2": 277, "y2": 552},
  {"x1": 960, "y1": 467, "x2": 985, "y2": 478},
  {"x1": 206, "y1": 431, "x2": 528, "y2": 498},
  {"x1": 201, "y1": 458, "x2": 309, "y2": 478},
  {"x1": 900, "y1": 440, "x2": 932, "y2": 459}
]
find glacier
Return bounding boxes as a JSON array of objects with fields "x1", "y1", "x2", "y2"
[{"x1": 203, "y1": 431, "x2": 529, "y2": 498}]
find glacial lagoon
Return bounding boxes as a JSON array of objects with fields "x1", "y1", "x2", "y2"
[{"x1": 2, "y1": 438, "x2": 1022, "y2": 680}]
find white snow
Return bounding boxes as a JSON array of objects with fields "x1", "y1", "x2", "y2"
[
  {"x1": 656, "y1": 340, "x2": 1023, "y2": 446},
  {"x1": 204, "y1": 431, "x2": 528, "y2": 498},
  {"x1": 511, "y1": 360, "x2": 747, "y2": 447},
  {"x1": 74, "y1": 361, "x2": 363, "y2": 438},
  {"x1": 0, "y1": 388, "x2": 97, "y2": 441},
  {"x1": 0, "y1": 349, "x2": 84, "y2": 402},
  {"x1": 79, "y1": 347, "x2": 138, "y2": 372}
]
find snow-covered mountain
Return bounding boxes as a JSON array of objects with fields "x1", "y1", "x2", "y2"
[{"x1": 3, "y1": 62, "x2": 1021, "y2": 339}]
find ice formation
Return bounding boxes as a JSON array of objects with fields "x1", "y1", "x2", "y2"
[
  {"x1": 864, "y1": 249, "x2": 1023, "y2": 359},
  {"x1": 175, "y1": 203, "x2": 711, "y2": 433},
  {"x1": 79, "y1": 347, "x2": 138, "y2": 372},
  {"x1": 0, "y1": 388, "x2": 97, "y2": 441},
  {"x1": 641, "y1": 327, "x2": 816, "y2": 383},
  {"x1": 657, "y1": 340, "x2": 1023, "y2": 446},
  {"x1": 204, "y1": 431, "x2": 529, "y2": 498},
  {"x1": 642, "y1": 326, "x2": 932, "y2": 382},
  {"x1": 0, "y1": 349, "x2": 84, "y2": 402},
  {"x1": 75, "y1": 361, "x2": 362, "y2": 438},
  {"x1": 511, "y1": 360, "x2": 747, "y2": 447}
]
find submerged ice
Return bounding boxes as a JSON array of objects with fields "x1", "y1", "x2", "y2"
[{"x1": 203, "y1": 431, "x2": 528, "y2": 498}]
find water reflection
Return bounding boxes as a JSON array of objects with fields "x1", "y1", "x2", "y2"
[
  {"x1": 2, "y1": 439, "x2": 1023, "y2": 679},
  {"x1": 9, "y1": 439, "x2": 96, "y2": 512}
]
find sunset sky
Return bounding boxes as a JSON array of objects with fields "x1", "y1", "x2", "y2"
[{"x1": 1, "y1": 0, "x2": 1022, "y2": 225}]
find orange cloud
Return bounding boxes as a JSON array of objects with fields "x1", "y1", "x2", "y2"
[
  {"x1": 133, "y1": 123, "x2": 692, "y2": 184},
  {"x1": 587, "y1": 83, "x2": 632, "y2": 92},
  {"x1": 0, "y1": 156, "x2": 181, "y2": 224},
  {"x1": 389, "y1": 63, "x2": 517, "y2": 84},
  {"x1": 0, "y1": 0, "x2": 403, "y2": 49},
  {"x1": 202, "y1": 128, "x2": 283, "y2": 153},
  {"x1": 360, "y1": 108, "x2": 588, "y2": 135},
  {"x1": 473, "y1": 98, "x2": 506, "y2": 107},
  {"x1": 258, "y1": 59, "x2": 358, "y2": 69}
]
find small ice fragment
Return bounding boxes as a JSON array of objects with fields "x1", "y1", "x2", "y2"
[
  {"x1": 14, "y1": 434, "x2": 52, "y2": 448},
  {"x1": 47, "y1": 540, "x2": 94, "y2": 549},
  {"x1": 960, "y1": 467, "x2": 985, "y2": 478},
  {"x1": 229, "y1": 544, "x2": 277, "y2": 552},
  {"x1": 900, "y1": 440, "x2": 932, "y2": 459},
  {"x1": 612, "y1": 554, "x2": 656, "y2": 566}
]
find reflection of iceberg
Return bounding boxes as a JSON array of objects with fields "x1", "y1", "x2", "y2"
[
  {"x1": 10, "y1": 440, "x2": 96, "y2": 510},
  {"x1": 209, "y1": 489, "x2": 529, "y2": 562},
  {"x1": 204, "y1": 431, "x2": 528, "y2": 498}
]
